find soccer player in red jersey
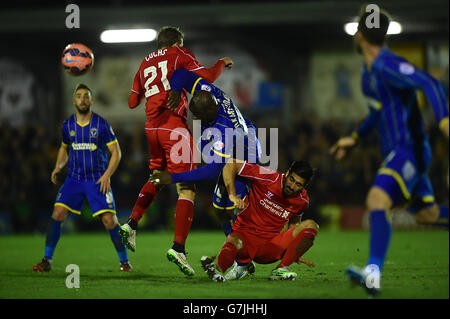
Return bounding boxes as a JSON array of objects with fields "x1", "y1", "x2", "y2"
[
  {"x1": 119, "y1": 26, "x2": 233, "y2": 276},
  {"x1": 201, "y1": 159, "x2": 319, "y2": 281}
]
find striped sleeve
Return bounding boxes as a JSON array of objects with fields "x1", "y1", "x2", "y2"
[
  {"x1": 380, "y1": 59, "x2": 449, "y2": 125},
  {"x1": 61, "y1": 120, "x2": 70, "y2": 147},
  {"x1": 355, "y1": 106, "x2": 381, "y2": 139}
]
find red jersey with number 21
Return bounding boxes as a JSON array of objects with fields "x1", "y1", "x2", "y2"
[
  {"x1": 233, "y1": 162, "x2": 310, "y2": 239},
  {"x1": 132, "y1": 46, "x2": 205, "y2": 122}
]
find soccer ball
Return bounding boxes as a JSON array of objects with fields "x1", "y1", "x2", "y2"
[{"x1": 61, "y1": 43, "x2": 94, "y2": 76}]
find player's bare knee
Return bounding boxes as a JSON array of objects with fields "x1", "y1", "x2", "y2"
[
  {"x1": 100, "y1": 213, "x2": 117, "y2": 229},
  {"x1": 226, "y1": 235, "x2": 242, "y2": 251},
  {"x1": 415, "y1": 205, "x2": 439, "y2": 224},
  {"x1": 52, "y1": 206, "x2": 68, "y2": 222},
  {"x1": 367, "y1": 187, "x2": 392, "y2": 211},
  {"x1": 301, "y1": 219, "x2": 319, "y2": 232},
  {"x1": 294, "y1": 219, "x2": 319, "y2": 237},
  {"x1": 177, "y1": 183, "x2": 196, "y2": 201}
]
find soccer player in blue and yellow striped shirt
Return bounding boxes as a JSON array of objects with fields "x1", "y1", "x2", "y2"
[
  {"x1": 330, "y1": 9, "x2": 449, "y2": 296},
  {"x1": 32, "y1": 84, "x2": 131, "y2": 272}
]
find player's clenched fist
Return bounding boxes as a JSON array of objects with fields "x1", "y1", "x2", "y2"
[{"x1": 220, "y1": 57, "x2": 233, "y2": 69}]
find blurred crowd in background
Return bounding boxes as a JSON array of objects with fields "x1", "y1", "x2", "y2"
[{"x1": 1, "y1": 104, "x2": 448, "y2": 234}]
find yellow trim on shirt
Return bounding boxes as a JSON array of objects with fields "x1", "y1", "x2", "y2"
[
  {"x1": 378, "y1": 168, "x2": 410, "y2": 199},
  {"x1": 106, "y1": 139, "x2": 118, "y2": 146},
  {"x1": 61, "y1": 142, "x2": 68, "y2": 148},
  {"x1": 191, "y1": 77, "x2": 203, "y2": 95},
  {"x1": 77, "y1": 121, "x2": 90, "y2": 127}
]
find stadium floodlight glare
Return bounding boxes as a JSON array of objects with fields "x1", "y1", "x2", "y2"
[
  {"x1": 100, "y1": 29, "x2": 157, "y2": 43},
  {"x1": 344, "y1": 21, "x2": 402, "y2": 36},
  {"x1": 387, "y1": 21, "x2": 402, "y2": 35}
]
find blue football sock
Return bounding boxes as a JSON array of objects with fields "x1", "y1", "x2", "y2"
[
  {"x1": 108, "y1": 225, "x2": 128, "y2": 263},
  {"x1": 435, "y1": 205, "x2": 449, "y2": 228},
  {"x1": 44, "y1": 219, "x2": 62, "y2": 260},
  {"x1": 367, "y1": 210, "x2": 391, "y2": 272}
]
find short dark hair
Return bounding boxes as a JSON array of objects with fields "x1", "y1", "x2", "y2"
[
  {"x1": 74, "y1": 83, "x2": 92, "y2": 95},
  {"x1": 288, "y1": 160, "x2": 315, "y2": 188},
  {"x1": 357, "y1": 8, "x2": 390, "y2": 45},
  {"x1": 157, "y1": 26, "x2": 184, "y2": 49},
  {"x1": 189, "y1": 90, "x2": 217, "y2": 115}
]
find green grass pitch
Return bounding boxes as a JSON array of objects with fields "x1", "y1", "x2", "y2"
[{"x1": 0, "y1": 229, "x2": 448, "y2": 299}]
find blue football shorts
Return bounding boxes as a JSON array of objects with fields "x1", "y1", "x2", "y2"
[
  {"x1": 54, "y1": 177, "x2": 116, "y2": 217},
  {"x1": 373, "y1": 145, "x2": 435, "y2": 213},
  {"x1": 213, "y1": 173, "x2": 248, "y2": 211}
]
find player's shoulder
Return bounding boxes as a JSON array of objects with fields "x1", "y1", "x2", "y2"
[
  {"x1": 374, "y1": 48, "x2": 413, "y2": 73},
  {"x1": 293, "y1": 188, "x2": 309, "y2": 207},
  {"x1": 172, "y1": 45, "x2": 195, "y2": 56},
  {"x1": 62, "y1": 114, "x2": 75, "y2": 126},
  {"x1": 92, "y1": 112, "x2": 109, "y2": 126}
]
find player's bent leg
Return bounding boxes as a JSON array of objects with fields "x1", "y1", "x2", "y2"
[
  {"x1": 33, "y1": 205, "x2": 69, "y2": 272},
  {"x1": 100, "y1": 212, "x2": 131, "y2": 271},
  {"x1": 414, "y1": 204, "x2": 440, "y2": 224},
  {"x1": 269, "y1": 220, "x2": 319, "y2": 281}
]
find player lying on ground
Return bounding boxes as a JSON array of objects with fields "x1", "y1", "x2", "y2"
[
  {"x1": 150, "y1": 68, "x2": 261, "y2": 279},
  {"x1": 119, "y1": 26, "x2": 233, "y2": 277},
  {"x1": 198, "y1": 159, "x2": 318, "y2": 282},
  {"x1": 33, "y1": 83, "x2": 131, "y2": 273},
  {"x1": 329, "y1": 8, "x2": 449, "y2": 296}
]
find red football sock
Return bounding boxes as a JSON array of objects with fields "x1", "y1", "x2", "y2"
[
  {"x1": 276, "y1": 228, "x2": 317, "y2": 269},
  {"x1": 173, "y1": 198, "x2": 194, "y2": 246},
  {"x1": 217, "y1": 242, "x2": 238, "y2": 273},
  {"x1": 130, "y1": 182, "x2": 159, "y2": 223}
]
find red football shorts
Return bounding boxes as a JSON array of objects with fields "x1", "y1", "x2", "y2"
[
  {"x1": 145, "y1": 111, "x2": 197, "y2": 174},
  {"x1": 230, "y1": 226, "x2": 296, "y2": 264}
]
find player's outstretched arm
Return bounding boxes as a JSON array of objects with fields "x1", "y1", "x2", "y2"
[
  {"x1": 381, "y1": 59, "x2": 449, "y2": 137},
  {"x1": 222, "y1": 159, "x2": 246, "y2": 209},
  {"x1": 97, "y1": 140, "x2": 122, "y2": 194},
  {"x1": 194, "y1": 57, "x2": 233, "y2": 83},
  {"x1": 51, "y1": 144, "x2": 69, "y2": 184}
]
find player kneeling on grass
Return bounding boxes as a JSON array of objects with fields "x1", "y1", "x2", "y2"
[
  {"x1": 201, "y1": 159, "x2": 318, "y2": 282},
  {"x1": 32, "y1": 84, "x2": 131, "y2": 273}
]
